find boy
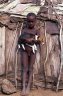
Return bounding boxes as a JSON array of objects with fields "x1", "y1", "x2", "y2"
[{"x1": 18, "y1": 13, "x2": 40, "y2": 96}]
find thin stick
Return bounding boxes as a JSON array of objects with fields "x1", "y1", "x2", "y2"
[
  {"x1": 56, "y1": 22, "x2": 62, "y2": 92},
  {"x1": 15, "y1": 22, "x2": 23, "y2": 88},
  {"x1": 43, "y1": 21, "x2": 49, "y2": 88}
]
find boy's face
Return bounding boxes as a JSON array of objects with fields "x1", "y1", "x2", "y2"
[{"x1": 27, "y1": 16, "x2": 36, "y2": 29}]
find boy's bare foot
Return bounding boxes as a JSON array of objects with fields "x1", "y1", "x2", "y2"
[
  {"x1": 26, "y1": 88, "x2": 30, "y2": 96},
  {"x1": 21, "y1": 89, "x2": 26, "y2": 96}
]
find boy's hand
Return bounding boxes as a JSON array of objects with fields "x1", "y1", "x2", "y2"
[
  {"x1": 38, "y1": 36, "x2": 45, "y2": 42},
  {"x1": 26, "y1": 38, "x2": 34, "y2": 43}
]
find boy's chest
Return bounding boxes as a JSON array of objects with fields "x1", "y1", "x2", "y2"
[{"x1": 23, "y1": 29, "x2": 37, "y2": 38}]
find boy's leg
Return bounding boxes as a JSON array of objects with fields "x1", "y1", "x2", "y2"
[
  {"x1": 22, "y1": 51, "x2": 28, "y2": 95},
  {"x1": 26, "y1": 52, "x2": 36, "y2": 94}
]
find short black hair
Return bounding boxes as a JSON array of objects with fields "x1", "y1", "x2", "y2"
[{"x1": 27, "y1": 12, "x2": 36, "y2": 19}]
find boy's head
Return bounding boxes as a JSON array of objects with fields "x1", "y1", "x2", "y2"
[{"x1": 27, "y1": 13, "x2": 36, "y2": 29}]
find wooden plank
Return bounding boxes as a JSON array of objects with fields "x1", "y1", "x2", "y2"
[
  {"x1": 22, "y1": 5, "x2": 40, "y2": 15},
  {"x1": 56, "y1": 23, "x2": 63, "y2": 91},
  {"x1": 0, "y1": 0, "x2": 19, "y2": 11},
  {"x1": 9, "y1": 4, "x2": 31, "y2": 14},
  {"x1": 0, "y1": 26, "x2": 5, "y2": 75}
]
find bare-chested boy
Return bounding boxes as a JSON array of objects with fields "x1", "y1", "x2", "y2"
[{"x1": 18, "y1": 13, "x2": 40, "y2": 96}]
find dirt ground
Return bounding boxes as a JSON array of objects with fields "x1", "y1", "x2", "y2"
[{"x1": 0, "y1": 88, "x2": 63, "y2": 96}]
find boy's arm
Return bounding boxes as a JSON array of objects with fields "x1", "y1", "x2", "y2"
[
  {"x1": 33, "y1": 38, "x2": 41, "y2": 44},
  {"x1": 18, "y1": 35, "x2": 27, "y2": 45},
  {"x1": 18, "y1": 34, "x2": 33, "y2": 44},
  {"x1": 18, "y1": 31, "x2": 40, "y2": 44},
  {"x1": 33, "y1": 30, "x2": 41, "y2": 44}
]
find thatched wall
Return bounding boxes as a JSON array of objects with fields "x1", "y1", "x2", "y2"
[
  {"x1": 33, "y1": 19, "x2": 61, "y2": 84},
  {"x1": 0, "y1": 13, "x2": 23, "y2": 76}
]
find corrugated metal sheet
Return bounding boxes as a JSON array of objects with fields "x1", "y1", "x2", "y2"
[{"x1": 0, "y1": 0, "x2": 40, "y2": 16}]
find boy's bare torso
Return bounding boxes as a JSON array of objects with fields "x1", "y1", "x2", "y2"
[{"x1": 20, "y1": 27, "x2": 40, "y2": 53}]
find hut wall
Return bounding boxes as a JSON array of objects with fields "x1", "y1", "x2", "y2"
[
  {"x1": 0, "y1": 14, "x2": 61, "y2": 85},
  {"x1": 33, "y1": 19, "x2": 61, "y2": 83},
  {"x1": 0, "y1": 26, "x2": 18, "y2": 76},
  {"x1": 5, "y1": 21, "x2": 22, "y2": 75},
  {"x1": 5, "y1": 28, "x2": 18, "y2": 73}
]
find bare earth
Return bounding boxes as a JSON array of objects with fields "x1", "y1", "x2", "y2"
[{"x1": 0, "y1": 88, "x2": 63, "y2": 96}]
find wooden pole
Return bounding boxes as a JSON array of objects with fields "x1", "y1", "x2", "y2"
[
  {"x1": 15, "y1": 22, "x2": 23, "y2": 88},
  {"x1": 43, "y1": 21, "x2": 49, "y2": 88},
  {"x1": 56, "y1": 22, "x2": 62, "y2": 92}
]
